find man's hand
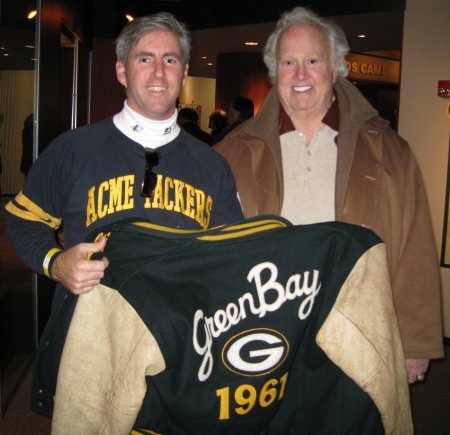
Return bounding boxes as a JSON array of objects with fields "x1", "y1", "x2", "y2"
[
  {"x1": 406, "y1": 358, "x2": 429, "y2": 384},
  {"x1": 51, "y1": 236, "x2": 109, "y2": 295}
]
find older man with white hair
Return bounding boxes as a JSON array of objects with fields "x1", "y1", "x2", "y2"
[{"x1": 215, "y1": 6, "x2": 443, "y2": 384}]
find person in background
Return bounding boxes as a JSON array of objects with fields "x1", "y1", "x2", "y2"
[
  {"x1": 208, "y1": 109, "x2": 227, "y2": 138},
  {"x1": 212, "y1": 96, "x2": 254, "y2": 144},
  {"x1": 214, "y1": 6, "x2": 443, "y2": 384},
  {"x1": 21, "y1": 113, "x2": 34, "y2": 176},
  {"x1": 177, "y1": 107, "x2": 214, "y2": 145}
]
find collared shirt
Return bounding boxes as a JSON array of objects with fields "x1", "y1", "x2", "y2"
[
  {"x1": 280, "y1": 125, "x2": 338, "y2": 225},
  {"x1": 279, "y1": 96, "x2": 339, "y2": 225}
]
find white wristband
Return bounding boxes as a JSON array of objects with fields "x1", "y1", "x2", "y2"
[{"x1": 43, "y1": 248, "x2": 62, "y2": 278}]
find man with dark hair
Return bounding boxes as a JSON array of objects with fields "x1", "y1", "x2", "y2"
[
  {"x1": 208, "y1": 109, "x2": 227, "y2": 137},
  {"x1": 230, "y1": 96, "x2": 254, "y2": 122},
  {"x1": 177, "y1": 107, "x2": 214, "y2": 145},
  {"x1": 20, "y1": 113, "x2": 34, "y2": 175},
  {"x1": 213, "y1": 97, "x2": 254, "y2": 144}
]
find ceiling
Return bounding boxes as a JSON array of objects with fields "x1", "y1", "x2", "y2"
[
  {"x1": 99, "y1": 0, "x2": 405, "y2": 78},
  {"x1": 187, "y1": 11, "x2": 403, "y2": 78},
  {"x1": 1, "y1": 0, "x2": 404, "y2": 76}
]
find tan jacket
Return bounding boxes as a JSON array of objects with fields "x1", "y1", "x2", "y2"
[{"x1": 215, "y1": 77, "x2": 443, "y2": 359}]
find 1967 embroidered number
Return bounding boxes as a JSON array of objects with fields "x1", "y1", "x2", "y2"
[{"x1": 216, "y1": 372, "x2": 289, "y2": 420}]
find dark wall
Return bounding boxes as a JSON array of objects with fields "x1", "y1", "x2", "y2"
[
  {"x1": 357, "y1": 83, "x2": 399, "y2": 130},
  {"x1": 38, "y1": 0, "x2": 93, "y2": 153},
  {"x1": 215, "y1": 53, "x2": 271, "y2": 115},
  {"x1": 90, "y1": 39, "x2": 125, "y2": 123}
]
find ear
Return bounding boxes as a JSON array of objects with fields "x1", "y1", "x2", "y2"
[
  {"x1": 181, "y1": 63, "x2": 189, "y2": 87},
  {"x1": 116, "y1": 60, "x2": 127, "y2": 88},
  {"x1": 332, "y1": 60, "x2": 339, "y2": 83}
]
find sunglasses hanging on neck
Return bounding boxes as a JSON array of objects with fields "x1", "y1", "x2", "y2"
[{"x1": 140, "y1": 148, "x2": 160, "y2": 198}]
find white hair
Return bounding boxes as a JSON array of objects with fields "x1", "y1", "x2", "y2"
[{"x1": 263, "y1": 7, "x2": 349, "y2": 84}]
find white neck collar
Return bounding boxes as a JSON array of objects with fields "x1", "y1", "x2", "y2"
[{"x1": 113, "y1": 101, "x2": 180, "y2": 148}]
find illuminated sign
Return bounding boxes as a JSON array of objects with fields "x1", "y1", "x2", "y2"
[{"x1": 345, "y1": 53, "x2": 400, "y2": 84}]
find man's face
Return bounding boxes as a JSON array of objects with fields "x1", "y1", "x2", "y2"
[
  {"x1": 227, "y1": 102, "x2": 239, "y2": 126},
  {"x1": 276, "y1": 24, "x2": 338, "y2": 122},
  {"x1": 116, "y1": 30, "x2": 188, "y2": 121}
]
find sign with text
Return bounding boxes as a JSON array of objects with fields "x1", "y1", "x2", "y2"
[{"x1": 345, "y1": 53, "x2": 400, "y2": 84}]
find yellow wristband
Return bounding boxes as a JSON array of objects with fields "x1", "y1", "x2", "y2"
[{"x1": 43, "y1": 248, "x2": 62, "y2": 278}]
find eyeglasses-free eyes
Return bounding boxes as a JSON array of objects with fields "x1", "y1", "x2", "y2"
[{"x1": 140, "y1": 147, "x2": 160, "y2": 198}]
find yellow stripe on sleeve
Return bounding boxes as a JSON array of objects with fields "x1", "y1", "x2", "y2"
[{"x1": 5, "y1": 191, "x2": 62, "y2": 229}]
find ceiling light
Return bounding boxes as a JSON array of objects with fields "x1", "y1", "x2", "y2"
[
  {"x1": 28, "y1": 11, "x2": 37, "y2": 19},
  {"x1": 25, "y1": 45, "x2": 35, "y2": 49},
  {"x1": 202, "y1": 56, "x2": 207, "y2": 59},
  {"x1": 126, "y1": 14, "x2": 134, "y2": 22},
  {"x1": 207, "y1": 63, "x2": 213, "y2": 66},
  {"x1": 357, "y1": 34, "x2": 366, "y2": 38},
  {"x1": 245, "y1": 42, "x2": 259, "y2": 46}
]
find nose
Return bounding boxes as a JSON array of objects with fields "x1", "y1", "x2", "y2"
[
  {"x1": 295, "y1": 63, "x2": 308, "y2": 80},
  {"x1": 152, "y1": 58, "x2": 165, "y2": 78}
]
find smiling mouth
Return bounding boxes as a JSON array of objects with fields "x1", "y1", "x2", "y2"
[
  {"x1": 146, "y1": 86, "x2": 167, "y2": 92},
  {"x1": 293, "y1": 86, "x2": 312, "y2": 92}
]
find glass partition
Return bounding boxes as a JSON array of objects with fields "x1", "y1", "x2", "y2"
[{"x1": 0, "y1": 0, "x2": 37, "y2": 419}]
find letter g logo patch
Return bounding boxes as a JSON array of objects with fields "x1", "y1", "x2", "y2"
[{"x1": 222, "y1": 328, "x2": 289, "y2": 376}]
